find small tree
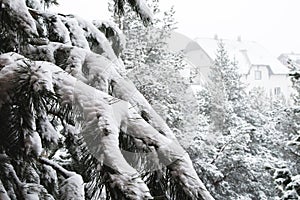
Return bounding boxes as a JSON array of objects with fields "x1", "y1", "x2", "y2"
[
  {"x1": 110, "y1": 0, "x2": 200, "y2": 146},
  {"x1": 272, "y1": 62, "x2": 300, "y2": 199},
  {"x1": 207, "y1": 41, "x2": 249, "y2": 134},
  {"x1": 189, "y1": 41, "x2": 284, "y2": 199}
]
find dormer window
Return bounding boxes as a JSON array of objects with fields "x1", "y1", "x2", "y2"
[
  {"x1": 274, "y1": 87, "x2": 281, "y2": 95},
  {"x1": 255, "y1": 70, "x2": 262, "y2": 80}
]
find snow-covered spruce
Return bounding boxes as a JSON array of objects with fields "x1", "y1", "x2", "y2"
[
  {"x1": 113, "y1": 0, "x2": 153, "y2": 23},
  {"x1": 1, "y1": 0, "x2": 38, "y2": 36},
  {"x1": 0, "y1": 179, "x2": 10, "y2": 200},
  {"x1": 39, "y1": 157, "x2": 85, "y2": 200},
  {"x1": 25, "y1": 42, "x2": 179, "y2": 141},
  {"x1": 0, "y1": 54, "x2": 214, "y2": 199},
  {"x1": 0, "y1": 0, "x2": 214, "y2": 199}
]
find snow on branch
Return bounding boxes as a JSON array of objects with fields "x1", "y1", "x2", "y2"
[
  {"x1": 93, "y1": 20, "x2": 126, "y2": 57},
  {"x1": 0, "y1": 53, "x2": 214, "y2": 199},
  {"x1": 39, "y1": 157, "x2": 76, "y2": 178},
  {"x1": 1, "y1": 0, "x2": 38, "y2": 36},
  {"x1": 13, "y1": 6, "x2": 124, "y2": 69},
  {"x1": 61, "y1": 16, "x2": 90, "y2": 50},
  {"x1": 0, "y1": 1, "x2": 216, "y2": 199},
  {"x1": 0, "y1": 179, "x2": 10, "y2": 200},
  {"x1": 14, "y1": 39, "x2": 214, "y2": 198},
  {"x1": 28, "y1": 8, "x2": 71, "y2": 45},
  {"x1": 51, "y1": 64, "x2": 152, "y2": 199},
  {"x1": 127, "y1": 0, "x2": 153, "y2": 22},
  {"x1": 60, "y1": 174, "x2": 85, "y2": 200},
  {"x1": 25, "y1": 43, "x2": 176, "y2": 140},
  {"x1": 126, "y1": 108, "x2": 215, "y2": 199},
  {"x1": 3, "y1": 163, "x2": 56, "y2": 199},
  {"x1": 76, "y1": 17, "x2": 118, "y2": 60},
  {"x1": 0, "y1": 55, "x2": 152, "y2": 199},
  {"x1": 20, "y1": 9, "x2": 127, "y2": 73},
  {"x1": 113, "y1": 0, "x2": 153, "y2": 23},
  {"x1": 39, "y1": 157, "x2": 85, "y2": 200},
  {"x1": 4, "y1": 163, "x2": 23, "y2": 189}
]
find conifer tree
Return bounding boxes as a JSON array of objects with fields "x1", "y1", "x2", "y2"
[
  {"x1": 0, "y1": 0, "x2": 214, "y2": 199},
  {"x1": 110, "y1": 0, "x2": 200, "y2": 147},
  {"x1": 272, "y1": 61, "x2": 300, "y2": 199},
  {"x1": 189, "y1": 41, "x2": 283, "y2": 199},
  {"x1": 206, "y1": 41, "x2": 250, "y2": 133}
]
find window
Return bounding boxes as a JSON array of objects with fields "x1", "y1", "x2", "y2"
[
  {"x1": 274, "y1": 87, "x2": 281, "y2": 95},
  {"x1": 254, "y1": 70, "x2": 262, "y2": 80}
]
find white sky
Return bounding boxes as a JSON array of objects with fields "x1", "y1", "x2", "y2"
[{"x1": 51, "y1": 0, "x2": 300, "y2": 56}]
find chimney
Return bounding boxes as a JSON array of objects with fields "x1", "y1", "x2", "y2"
[{"x1": 214, "y1": 34, "x2": 218, "y2": 40}]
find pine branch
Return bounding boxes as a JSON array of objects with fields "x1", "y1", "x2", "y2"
[
  {"x1": 4, "y1": 163, "x2": 24, "y2": 190},
  {"x1": 39, "y1": 157, "x2": 75, "y2": 178},
  {"x1": 113, "y1": 0, "x2": 153, "y2": 24},
  {"x1": 0, "y1": 154, "x2": 10, "y2": 163},
  {"x1": 0, "y1": 178, "x2": 10, "y2": 200}
]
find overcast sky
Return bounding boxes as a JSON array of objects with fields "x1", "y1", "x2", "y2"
[{"x1": 52, "y1": 0, "x2": 300, "y2": 56}]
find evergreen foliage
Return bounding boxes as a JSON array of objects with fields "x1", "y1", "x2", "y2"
[
  {"x1": 0, "y1": 0, "x2": 213, "y2": 199},
  {"x1": 188, "y1": 41, "x2": 292, "y2": 199},
  {"x1": 112, "y1": 0, "x2": 200, "y2": 147},
  {"x1": 272, "y1": 62, "x2": 300, "y2": 199}
]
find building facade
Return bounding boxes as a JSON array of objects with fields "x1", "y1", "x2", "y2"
[{"x1": 182, "y1": 38, "x2": 293, "y2": 100}]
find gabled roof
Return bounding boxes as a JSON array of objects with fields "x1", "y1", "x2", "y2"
[
  {"x1": 279, "y1": 53, "x2": 300, "y2": 66},
  {"x1": 185, "y1": 38, "x2": 289, "y2": 75},
  {"x1": 280, "y1": 53, "x2": 300, "y2": 61}
]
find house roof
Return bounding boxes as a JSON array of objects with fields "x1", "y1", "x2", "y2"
[
  {"x1": 281, "y1": 53, "x2": 300, "y2": 60},
  {"x1": 279, "y1": 53, "x2": 300, "y2": 65},
  {"x1": 185, "y1": 38, "x2": 289, "y2": 75}
]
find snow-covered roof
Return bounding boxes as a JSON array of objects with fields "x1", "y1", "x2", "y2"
[
  {"x1": 279, "y1": 53, "x2": 300, "y2": 65},
  {"x1": 186, "y1": 38, "x2": 289, "y2": 75}
]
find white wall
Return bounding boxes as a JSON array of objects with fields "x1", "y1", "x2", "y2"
[
  {"x1": 184, "y1": 50, "x2": 294, "y2": 103},
  {"x1": 244, "y1": 65, "x2": 293, "y2": 101},
  {"x1": 269, "y1": 74, "x2": 293, "y2": 100},
  {"x1": 244, "y1": 65, "x2": 270, "y2": 88}
]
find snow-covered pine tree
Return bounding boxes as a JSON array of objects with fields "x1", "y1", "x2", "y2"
[
  {"x1": 111, "y1": 0, "x2": 199, "y2": 147},
  {"x1": 206, "y1": 41, "x2": 250, "y2": 134},
  {"x1": 272, "y1": 59, "x2": 300, "y2": 199},
  {"x1": 189, "y1": 41, "x2": 286, "y2": 199},
  {"x1": 0, "y1": 0, "x2": 214, "y2": 199}
]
